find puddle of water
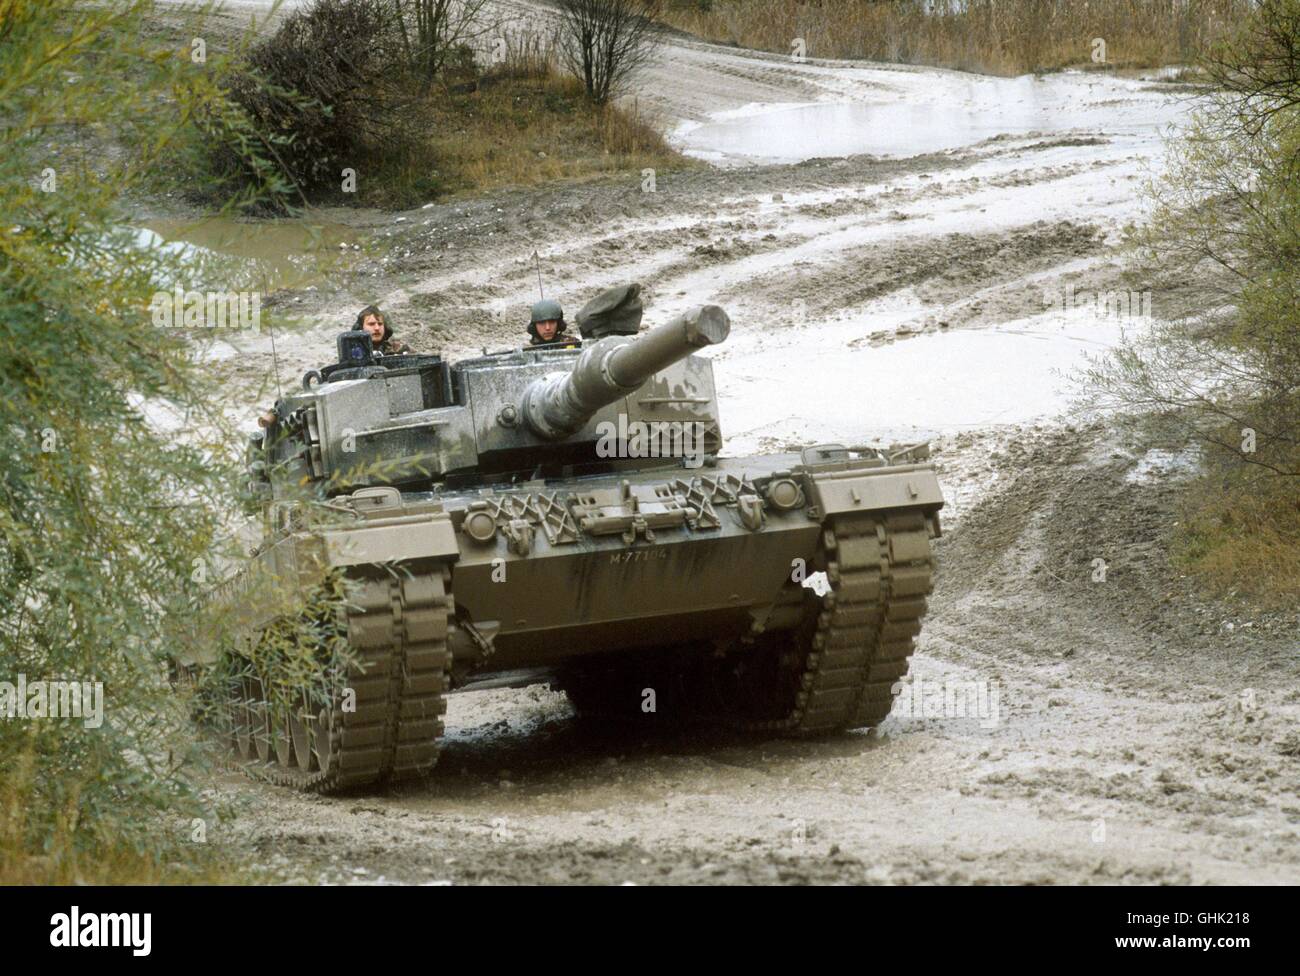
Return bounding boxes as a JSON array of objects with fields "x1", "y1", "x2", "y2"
[
  {"x1": 680, "y1": 100, "x2": 1042, "y2": 163},
  {"x1": 676, "y1": 74, "x2": 1186, "y2": 165},
  {"x1": 718, "y1": 310, "x2": 1138, "y2": 451},
  {"x1": 140, "y1": 216, "x2": 359, "y2": 292}
]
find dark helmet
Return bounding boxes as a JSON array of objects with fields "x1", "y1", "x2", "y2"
[
  {"x1": 527, "y1": 298, "x2": 567, "y2": 340},
  {"x1": 352, "y1": 304, "x2": 393, "y2": 342}
]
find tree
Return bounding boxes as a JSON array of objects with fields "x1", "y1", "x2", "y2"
[
  {"x1": 392, "y1": 0, "x2": 493, "y2": 85},
  {"x1": 555, "y1": 0, "x2": 663, "y2": 103},
  {"x1": 217, "y1": 0, "x2": 407, "y2": 200},
  {"x1": 0, "y1": 0, "x2": 320, "y2": 880},
  {"x1": 1087, "y1": 0, "x2": 1300, "y2": 599},
  {"x1": 1093, "y1": 0, "x2": 1300, "y2": 475}
]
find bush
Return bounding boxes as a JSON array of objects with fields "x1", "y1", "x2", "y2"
[
  {"x1": 213, "y1": 0, "x2": 407, "y2": 201},
  {"x1": 1089, "y1": 0, "x2": 1300, "y2": 604},
  {"x1": 0, "y1": 0, "x2": 340, "y2": 882},
  {"x1": 555, "y1": 0, "x2": 664, "y2": 103}
]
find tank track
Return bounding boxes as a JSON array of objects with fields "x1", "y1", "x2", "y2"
[
  {"x1": 746, "y1": 509, "x2": 935, "y2": 734},
  {"x1": 218, "y1": 565, "x2": 454, "y2": 793}
]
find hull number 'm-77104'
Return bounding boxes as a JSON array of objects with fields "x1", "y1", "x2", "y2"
[{"x1": 610, "y1": 548, "x2": 668, "y2": 564}]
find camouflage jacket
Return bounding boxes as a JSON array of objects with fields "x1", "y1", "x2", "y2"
[
  {"x1": 376, "y1": 337, "x2": 412, "y2": 356},
  {"x1": 529, "y1": 333, "x2": 581, "y2": 349}
]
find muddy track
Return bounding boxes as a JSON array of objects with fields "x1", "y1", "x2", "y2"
[
  {"x1": 211, "y1": 421, "x2": 1298, "y2": 886},
  {"x1": 219, "y1": 130, "x2": 1157, "y2": 406},
  {"x1": 201, "y1": 0, "x2": 1185, "y2": 399}
]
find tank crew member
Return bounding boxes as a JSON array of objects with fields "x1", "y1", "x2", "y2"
[
  {"x1": 353, "y1": 304, "x2": 412, "y2": 355},
  {"x1": 527, "y1": 298, "x2": 580, "y2": 348}
]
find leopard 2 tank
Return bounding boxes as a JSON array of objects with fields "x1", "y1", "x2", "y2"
[{"x1": 202, "y1": 304, "x2": 944, "y2": 791}]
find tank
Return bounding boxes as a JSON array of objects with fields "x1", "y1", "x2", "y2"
[{"x1": 199, "y1": 304, "x2": 945, "y2": 791}]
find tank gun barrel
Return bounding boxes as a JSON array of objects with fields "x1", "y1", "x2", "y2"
[{"x1": 521, "y1": 305, "x2": 729, "y2": 439}]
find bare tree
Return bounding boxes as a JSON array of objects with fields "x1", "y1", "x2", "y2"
[
  {"x1": 392, "y1": 0, "x2": 493, "y2": 85},
  {"x1": 554, "y1": 0, "x2": 663, "y2": 103}
]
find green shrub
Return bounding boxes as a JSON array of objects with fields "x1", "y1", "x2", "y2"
[
  {"x1": 1091, "y1": 0, "x2": 1300, "y2": 604},
  {"x1": 0, "y1": 0, "x2": 332, "y2": 882},
  {"x1": 211, "y1": 0, "x2": 407, "y2": 202}
]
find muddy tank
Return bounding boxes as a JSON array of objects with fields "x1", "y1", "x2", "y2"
[{"x1": 202, "y1": 305, "x2": 945, "y2": 791}]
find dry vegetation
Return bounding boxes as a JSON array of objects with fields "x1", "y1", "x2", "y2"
[
  {"x1": 195, "y1": 1, "x2": 686, "y2": 209},
  {"x1": 1092, "y1": 0, "x2": 1300, "y2": 607},
  {"x1": 663, "y1": 0, "x2": 1251, "y2": 75},
  {"x1": 372, "y1": 59, "x2": 683, "y2": 205},
  {"x1": 1178, "y1": 470, "x2": 1300, "y2": 606}
]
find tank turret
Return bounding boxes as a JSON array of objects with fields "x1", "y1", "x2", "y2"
[
  {"x1": 520, "y1": 306, "x2": 730, "y2": 439},
  {"x1": 252, "y1": 305, "x2": 730, "y2": 494}
]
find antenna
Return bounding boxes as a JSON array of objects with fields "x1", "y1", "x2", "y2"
[
  {"x1": 267, "y1": 316, "x2": 284, "y2": 402},
  {"x1": 532, "y1": 250, "x2": 544, "y2": 299}
]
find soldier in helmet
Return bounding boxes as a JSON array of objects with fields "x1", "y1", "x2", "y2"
[
  {"x1": 352, "y1": 304, "x2": 412, "y2": 356},
  {"x1": 527, "y1": 298, "x2": 580, "y2": 348}
]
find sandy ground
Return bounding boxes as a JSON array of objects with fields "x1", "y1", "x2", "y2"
[{"x1": 163, "y1": 1, "x2": 1298, "y2": 884}]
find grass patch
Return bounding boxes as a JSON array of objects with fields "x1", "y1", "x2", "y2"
[
  {"x1": 1176, "y1": 454, "x2": 1300, "y2": 608},
  {"x1": 662, "y1": 0, "x2": 1249, "y2": 76},
  {"x1": 366, "y1": 69, "x2": 685, "y2": 205},
  {"x1": 0, "y1": 842, "x2": 255, "y2": 885}
]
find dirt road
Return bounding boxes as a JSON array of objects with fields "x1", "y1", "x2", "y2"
[{"x1": 182, "y1": 2, "x2": 1298, "y2": 884}]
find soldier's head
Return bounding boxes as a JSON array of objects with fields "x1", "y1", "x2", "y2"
[
  {"x1": 528, "y1": 298, "x2": 565, "y2": 343},
  {"x1": 353, "y1": 305, "x2": 390, "y2": 346}
]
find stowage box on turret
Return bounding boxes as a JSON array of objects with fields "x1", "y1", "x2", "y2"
[{"x1": 202, "y1": 304, "x2": 945, "y2": 791}]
